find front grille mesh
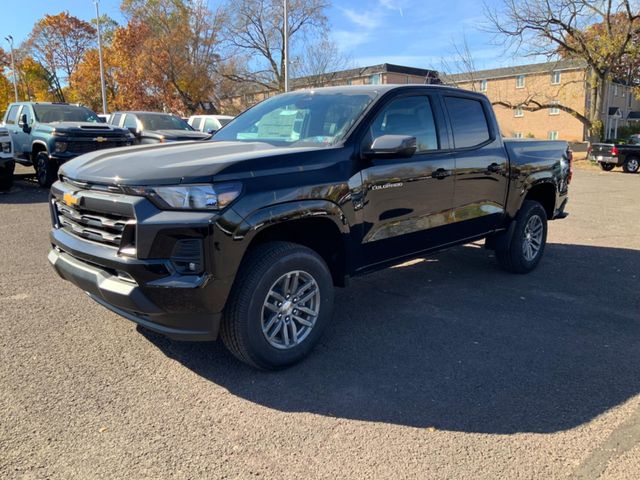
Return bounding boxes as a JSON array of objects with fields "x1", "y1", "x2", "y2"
[
  {"x1": 55, "y1": 201, "x2": 132, "y2": 247},
  {"x1": 69, "y1": 141, "x2": 129, "y2": 154}
]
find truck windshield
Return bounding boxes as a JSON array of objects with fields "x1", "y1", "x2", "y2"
[
  {"x1": 137, "y1": 114, "x2": 193, "y2": 131},
  {"x1": 33, "y1": 104, "x2": 101, "y2": 124},
  {"x1": 213, "y1": 91, "x2": 377, "y2": 147}
]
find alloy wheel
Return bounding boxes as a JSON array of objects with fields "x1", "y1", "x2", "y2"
[{"x1": 522, "y1": 214, "x2": 544, "y2": 262}]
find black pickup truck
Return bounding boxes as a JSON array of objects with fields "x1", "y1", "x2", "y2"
[
  {"x1": 2, "y1": 102, "x2": 132, "y2": 187},
  {"x1": 48, "y1": 85, "x2": 571, "y2": 369},
  {"x1": 588, "y1": 134, "x2": 640, "y2": 173}
]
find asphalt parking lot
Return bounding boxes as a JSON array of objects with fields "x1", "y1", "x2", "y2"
[{"x1": 1, "y1": 166, "x2": 639, "y2": 479}]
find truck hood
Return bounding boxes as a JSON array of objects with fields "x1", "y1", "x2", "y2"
[
  {"x1": 38, "y1": 121, "x2": 129, "y2": 135},
  {"x1": 141, "y1": 129, "x2": 211, "y2": 141},
  {"x1": 59, "y1": 140, "x2": 324, "y2": 185}
]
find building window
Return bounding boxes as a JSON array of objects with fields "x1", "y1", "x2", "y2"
[
  {"x1": 371, "y1": 73, "x2": 381, "y2": 85},
  {"x1": 516, "y1": 75, "x2": 525, "y2": 88},
  {"x1": 514, "y1": 132, "x2": 523, "y2": 139},
  {"x1": 548, "y1": 131, "x2": 559, "y2": 140},
  {"x1": 480, "y1": 79, "x2": 487, "y2": 92},
  {"x1": 514, "y1": 106, "x2": 524, "y2": 117},
  {"x1": 549, "y1": 101, "x2": 560, "y2": 115},
  {"x1": 551, "y1": 71, "x2": 561, "y2": 84},
  {"x1": 613, "y1": 84, "x2": 618, "y2": 96},
  {"x1": 629, "y1": 94, "x2": 633, "y2": 108}
]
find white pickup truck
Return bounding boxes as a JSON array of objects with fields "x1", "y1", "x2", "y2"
[{"x1": 0, "y1": 126, "x2": 14, "y2": 191}]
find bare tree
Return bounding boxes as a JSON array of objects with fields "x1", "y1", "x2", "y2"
[
  {"x1": 486, "y1": 0, "x2": 640, "y2": 139},
  {"x1": 439, "y1": 36, "x2": 479, "y2": 90},
  {"x1": 220, "y1": 0, "x2": 329, "y2": 92},
  {"x1": 291, "y1": 40, "x2": 352, "y2": 87}
]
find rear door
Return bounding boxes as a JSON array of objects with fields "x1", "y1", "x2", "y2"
[
  {"x1": 358, "y1": 92, "x2": 456, "y2": 268},
  {"x1": 444, "y1": 94, "x2": 509, "y2": 237},
  {"x1": 12, "y1": 105, "x2": 34, "y2": 159},
  {"x1": 4, "y1": 104, "x2": 24, "y2": 158}
]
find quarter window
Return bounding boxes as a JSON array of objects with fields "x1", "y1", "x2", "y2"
[
  {"x1": 5, "y1": 105, "x2": 20, "y2": 125},
  {"x1": 370, "y1": 96, "x2": 439, "y2": 152},
  {"x1": 444, "y1": 96, "x2": 491, "y2": 149}
]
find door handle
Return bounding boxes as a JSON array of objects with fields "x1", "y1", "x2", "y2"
[
  {"x1": 487, "y1": 163, "x2": 502, "y2": 173},
  {"x1": 431, "y1": 168, "x2": 451, "y2": 180}
]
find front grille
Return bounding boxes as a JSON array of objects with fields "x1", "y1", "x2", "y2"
[
  {"x1": 69, "y1": 140, "x2": 129, "y2": 155},
  {"x1": 55, "y1": 200, "x2": 134, "y2": 248}
]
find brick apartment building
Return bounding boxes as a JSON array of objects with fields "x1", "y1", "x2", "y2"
[
  {"x1": 221, "y1": 63, "x2": 439, "y2": 114},
  {"x1": 443, "y1": 59, "x2": 640, "y2": 142}
]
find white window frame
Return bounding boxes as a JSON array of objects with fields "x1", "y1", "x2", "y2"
[
  {"x1": 551, "y1": 71, "x2": 561, "y2": 85},
  {"x1": 549, "y1": 101, "x2": 560, "y2": 116},
  {"x1": 514, "y1": 106, "x2": 524, "y2": 117},
  {"x1": 516, "y1": 75, "x2": 525, "y2": 88},
  {"x1": 514, "y1": 132, "x2": 523, "y2": 139},
  {"x1": 371, "y1": 73, "x2": 381, "y2": 85},
  {"x1": 480, "y1": 79, "x2": 487, "y2": 92},
  {"x1": 548, "y1": 130, "x2": 559, "y2": 140}
]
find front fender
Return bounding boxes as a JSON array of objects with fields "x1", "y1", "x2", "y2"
[{"x1": 235, "y1": 199, "x2": 350, "y2": 239}]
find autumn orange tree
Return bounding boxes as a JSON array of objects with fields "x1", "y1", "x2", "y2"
[{"x1": 26, "y1": 12, "x2": 96, "y2": 101}]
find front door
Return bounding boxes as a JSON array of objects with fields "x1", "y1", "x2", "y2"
[
  {"x1": 12, "y1": 105, "x2": 34, "y2": 161},
  {"x1": 357, "y1": 94, "x2": 456, "y2": 269}
]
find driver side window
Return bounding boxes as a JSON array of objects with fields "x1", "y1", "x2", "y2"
[{"x1": 370, "y1": 96, "x2": 439, "y2": 153}]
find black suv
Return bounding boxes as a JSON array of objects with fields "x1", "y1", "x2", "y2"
[{"x1": 2, "y1": 102, "x2": 132, "y2": 187}]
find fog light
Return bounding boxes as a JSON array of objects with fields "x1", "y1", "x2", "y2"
[
  {"x1": 170, "y1": 239, "x2": 204, "y2": 274},
  {"x1": 55, "y1": 141, "x2": 68, "y2": 153}
]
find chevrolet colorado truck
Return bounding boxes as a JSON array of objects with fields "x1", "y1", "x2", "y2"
[
  {"x1": 2, "y1": 102, "x2": 132, "y2": 187},
  {"x1": 0, "y1": 127, "x2": 13, "y2": 191},
  {"x1": 48, "y1": 85, "x2": 571, "y2": 369},
  {"x1": 588, "y1": 134, "x2": 640, "y2": 173}
]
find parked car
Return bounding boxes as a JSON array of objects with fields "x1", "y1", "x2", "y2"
[
  {"x1": 2, "y1": 102, "x2": 133, "y2": 187},
  {"x1": 108, "y1": 111, "x2": 211, "y2": 144},
  {"x1": 48, "y1": 85, "x2": 571, "y2": 369},
  {"x1": 0, "y1": 126, "x2": 13, "y2": 191},
  {"x1": 97, "y1": 114, "x2": 110, "y2": 123},
  {"x1": 588, "y1": 134, "x2": 640, "y2": 173},
  {"x1": 188, "y1": 114, "x2": 234, "y2": 134}
]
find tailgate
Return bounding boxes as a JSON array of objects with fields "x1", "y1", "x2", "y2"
[{"x1": 590, "y1": 143, "x2": 614, "y2": 156}]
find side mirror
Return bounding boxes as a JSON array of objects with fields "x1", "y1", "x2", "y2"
[
  {"x1": 127, "y1": 127, "x2": 140, "y2": 136},
  {"x1": 206, "y1": 128, "x2": 217, "y2": 135},
  {"x1": 18, "y1": 113, "x2": 29, "y2": 131},
  {"x1": 365, "y1": 135, "x2": 417, "y2": 159}
]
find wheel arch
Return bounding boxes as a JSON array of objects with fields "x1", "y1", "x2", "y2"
[{"x1": 235, "y1": 200, "x2": 351, "y2": 287}]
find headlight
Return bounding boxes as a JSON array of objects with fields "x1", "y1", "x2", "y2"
[
  {"x1": 55, "y1": 142, "x2": 68, "y2": 153},
  {"x1": 128, "y1": 183, "x2": 242, "y2": 210}
]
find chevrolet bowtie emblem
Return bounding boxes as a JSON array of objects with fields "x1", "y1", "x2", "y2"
[
  {"x1": 63, "y1": 192, "x2": 80, "y2": 207},
  {"x1": 94, "y1": 136, "x2": 108, "y2": 143}
]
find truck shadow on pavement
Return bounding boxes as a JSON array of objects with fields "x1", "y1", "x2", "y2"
[
  {"x1": 143, "y1": 242, "x2": 640, "y2": 434},
  {"x1": 0, "y1": 174, "x2": 48, "y2": 205}
]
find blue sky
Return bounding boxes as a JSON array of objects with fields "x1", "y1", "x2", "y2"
[{"x1": 1, "y1": 0, "x2": 527, "y2": 74}]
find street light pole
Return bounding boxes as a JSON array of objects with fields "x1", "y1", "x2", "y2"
[
  {"x1": 95, "y1": 0, "x2": 108, "y2": 114},
  {"x1": 283, "y1": 0, "x2": 289, "y2": 92},
  {"x1": 5, "y1": 36, "x2": 18, "y2": 102}
]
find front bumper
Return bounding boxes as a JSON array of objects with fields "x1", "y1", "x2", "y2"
[
  {"x1": 48, "y1": 246, "x2": 222, "y2": 340},
  {"x1": 48, "y1": 181, "x2": 237, "y2": 341}
]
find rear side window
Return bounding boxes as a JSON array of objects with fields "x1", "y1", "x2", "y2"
[
  {"x1": 5, "y1": 105, "x2": 20, "y2": 125},
  {"x1": 192, "y1": 118, "x2": 203, "y2": 130},
  {"x1": 444, "y1": 96, "x2": 491, "y2": 149},
  {"x1": 110, "y1": 113, "x2": 122, "y2": 126}
]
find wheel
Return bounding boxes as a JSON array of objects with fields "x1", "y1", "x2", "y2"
[
  {"x1": 623, "y1": 157, "x2": 639, "y2": 174},
  {"x1": 0, "y1": 160, "x2": 15, "y2": 192},
  {"x1": 221, "y1": 241, "x2": 335, "y2": 370},
  {"x1": 35, "y1": 151, "x2": 58, "y2": 187},
  {"x1": 495, "y1": 200, "x2": 548, "y2": 274},
  {"x1": 599, "y1": 162, "x2": 615, "y2": 171}
]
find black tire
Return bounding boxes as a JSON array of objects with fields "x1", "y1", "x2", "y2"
[
  {"x1": 35, "y1": 151, "x2": 58, "y2": 188},
  {"x1": 622, "y1": 157, "x2": 639, "y2": 174},
  {"x1": 599, "y1": 162, "x2": 615, "y2": 171},
  {"x1": 220, "y1": 241, "x2": 334, "y2": 370},
  {"x1": 495, "y1": 200, "x2": 548, "y2": 274},
  {"x1": 0, "y1": 160, "x2": 15, "y2": 192}
]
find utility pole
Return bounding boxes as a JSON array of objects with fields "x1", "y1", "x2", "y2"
[
  {"x1": 283, "y1": 0, "x2": 289, "y2": 92},
  {"x1": 5, "y1": 36, "x2": 18, "y2": 102},
  {"x1": 95, "y1": 0, "x2": 108, "y2": 114}
]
